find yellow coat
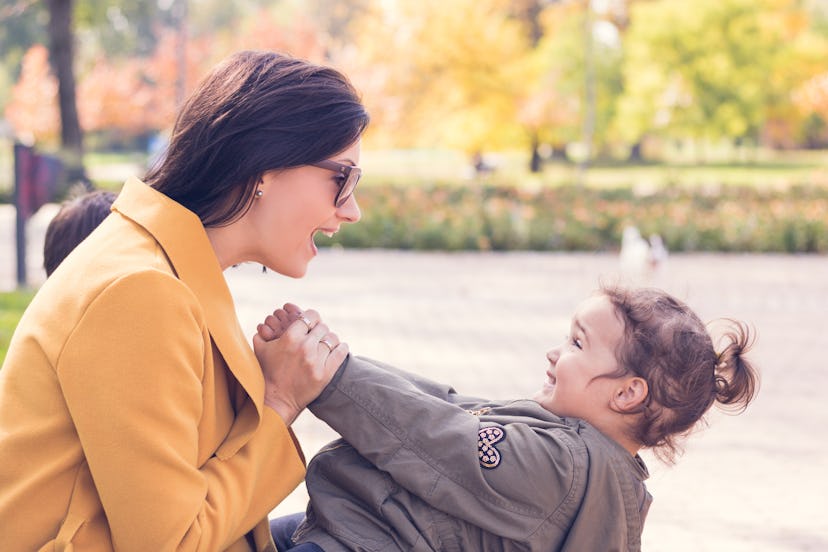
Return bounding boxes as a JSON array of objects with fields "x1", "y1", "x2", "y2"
[{"x1": 0, "y1": 178, "x2": 305, "y2": 551}]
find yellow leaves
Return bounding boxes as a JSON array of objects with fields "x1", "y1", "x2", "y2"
[
  {"x1": 6, "y1": 6, "x2": 333, "y2": 143},
  {"x1": 6, "y1": 0, "x2": 828, "y2": 151},
  {"x1": 348, "y1": 0, "x2": 534, "y2": 151},
  {"x1": 617, "y1": 0, "x2": 828, "y2": 143},
  {"x1": 793, "y1": 72, "x2": 828, "y2": 120}
]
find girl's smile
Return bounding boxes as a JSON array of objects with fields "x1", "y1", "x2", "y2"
[{"x1": 533, "y1": 295, "x2": 625, "y2": 421}]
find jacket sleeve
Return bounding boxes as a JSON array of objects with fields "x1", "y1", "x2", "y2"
[
  {"x1": 56, "y1": 270, "x2": 304, "y2": 551},
  {"x1": 309, "y1": 356, "x2": 584, "y2": 540},
  {"x1": 348, "y1": 355, "x2": 486, "y2": 405}
]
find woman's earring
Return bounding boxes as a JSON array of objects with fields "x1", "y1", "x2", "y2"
[{"x1": 255, "y1": 189, "x2": 263, "y2": 199}]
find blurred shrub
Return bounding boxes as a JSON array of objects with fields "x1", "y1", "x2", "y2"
[{"x1": 319, "y1": 183, "x2": 828, "y2": 253}]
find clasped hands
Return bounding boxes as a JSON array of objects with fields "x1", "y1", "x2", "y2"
[{"x1": 253, "y1": 303, "x2": 347, "y2": 425}]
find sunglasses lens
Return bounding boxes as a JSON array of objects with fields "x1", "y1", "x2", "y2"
[{"x1": 335, "y1": 168, "x2": 361, "y2": 207}]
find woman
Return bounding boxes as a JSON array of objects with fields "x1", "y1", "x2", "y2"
[{"x1": 0, "y1": 51, "x2": 368, "y2": 551}]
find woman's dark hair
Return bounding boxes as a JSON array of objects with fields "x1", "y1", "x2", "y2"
[
  {"x1": 43, "y1": 190, "x2": 117, "y2": 276},
  {"x1": 145, "y1": 50, "x2": 370, "y2": 227},
  {"x1": 601, "y1": 285, "x2": 760, "y2": 463}
]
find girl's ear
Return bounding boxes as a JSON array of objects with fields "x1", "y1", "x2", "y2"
[{"x1": 612, "y1": 376, "x2": 648, "y2": 413}]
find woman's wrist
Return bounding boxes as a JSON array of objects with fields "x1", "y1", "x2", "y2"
[{"x1": 264, "y1": 396, "x2": 300, "y2": 427}]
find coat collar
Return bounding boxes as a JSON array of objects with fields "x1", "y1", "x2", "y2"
[{"x1": 112, "y1": 177, "x2": 264, "y2": 453}]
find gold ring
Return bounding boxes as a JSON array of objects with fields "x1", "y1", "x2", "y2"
[
  {"x1": 297, "y1": 315, "x2": 313, "y2": 331},
  {"x1": 319, "y1": 338, "x2": 334, "y2": 352}
]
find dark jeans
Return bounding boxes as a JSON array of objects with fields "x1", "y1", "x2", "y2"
[{"x1": 270, "y1": 512, "x2": 323, "y2": 552}]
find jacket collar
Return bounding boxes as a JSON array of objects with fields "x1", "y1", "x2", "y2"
[{"x1": 112, "y1": 177, "x2": 265, "y2": 453}]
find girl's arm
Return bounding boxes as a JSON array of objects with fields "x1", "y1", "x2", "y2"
[
  {"x1": 258, "y1": 305, "x2": 484, "y2": 405},
  {"x1": 348, "y1": 355, "x2": 487, "y2": 405},
  {"x1": 308, "y1": 355, "x2": 584, "y2": 540}
]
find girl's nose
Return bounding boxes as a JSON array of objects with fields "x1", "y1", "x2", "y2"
[{"x1": 546, "y1": 347, "x2": 560, "y2": 364}]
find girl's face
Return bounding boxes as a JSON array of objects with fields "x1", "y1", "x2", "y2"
[
  {"x1": 533, "y1": 295, "x2": 626, "y2": 422},
  {"x1": 245, "y1": 140, "x2": 362, "y2": 278}
]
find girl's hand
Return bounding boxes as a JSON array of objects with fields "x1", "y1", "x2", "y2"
[
  {"x1": 256, "y1": 302, "x2": 305, "y2": 342},
  {"x1": 252, "y1": 305, "x2": 347, "y2": 426}
]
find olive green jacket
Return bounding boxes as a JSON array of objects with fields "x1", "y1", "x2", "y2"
[{"x1": 294, "y1": 356, "x2": 651, "y2": 551}]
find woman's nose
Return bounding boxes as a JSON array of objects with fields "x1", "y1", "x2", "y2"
[{"x1": 338, "y1": 194, "x2": 361, "y2": 223}]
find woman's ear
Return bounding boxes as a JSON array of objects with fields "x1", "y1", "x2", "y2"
[{"x1": 612, "y1": 376, "x2": 648, "y2": 413}]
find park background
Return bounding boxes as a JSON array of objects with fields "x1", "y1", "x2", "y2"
[{"x1": 1, "y1": 0, "x2": 827, "y2": 550}]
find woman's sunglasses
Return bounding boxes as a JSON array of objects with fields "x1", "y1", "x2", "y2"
[{"x1": 312, "y1": 160, "x2": 362, "y2": 207}]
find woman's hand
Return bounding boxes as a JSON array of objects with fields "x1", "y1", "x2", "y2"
[{"x1": 253, "y1": 304, "x2": 347, "y2": 425}]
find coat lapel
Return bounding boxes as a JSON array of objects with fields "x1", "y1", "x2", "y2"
[{"x1": 112, "y1": 178, "x2": 264, "y2": 453}]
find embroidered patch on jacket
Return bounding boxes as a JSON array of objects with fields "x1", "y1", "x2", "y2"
[{"x1": 478, "y1": 426, "x2": 506, "y2": 469}]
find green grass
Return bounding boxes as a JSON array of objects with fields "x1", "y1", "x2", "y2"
[
  {"x1": 360, "y1": 148, "x2": 828, "y2": 190},
  {"x1": 0, "y1": 290, "x2": 34, "y2": 366}
]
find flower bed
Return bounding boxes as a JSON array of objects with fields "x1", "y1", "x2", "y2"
[{"x1": 320, "y1": 183, "x2": 828, "y2": 253}]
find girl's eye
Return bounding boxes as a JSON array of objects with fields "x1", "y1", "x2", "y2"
[{"x1": 565, "y1": 335, "x2": 583, "y2": 350}]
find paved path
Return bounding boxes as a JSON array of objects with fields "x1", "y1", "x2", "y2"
[
  {"x1": 1, "y1": 204, "x2": 56, "y2": 290},
  {"x1": 3, "y1": 205, "x2": 827, "y2": 550}
]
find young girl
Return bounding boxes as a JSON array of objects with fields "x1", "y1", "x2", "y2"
[{"x1": 255, "y1": 285, "x2": 759, "y2": 551}]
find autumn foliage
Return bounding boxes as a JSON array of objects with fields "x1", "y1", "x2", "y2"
[
  {"x1": 795, "y1": 73, "x2": 828, "y2": 120},
  {"x1": 5, "y1": 7, "x2": 329, "y2": 144},
  {"x1": 5, "y1": 45, "x2": 60, "y2": 144},
  {"x1": 4, "y1": 0, "x2": 828, "y2": 153}
]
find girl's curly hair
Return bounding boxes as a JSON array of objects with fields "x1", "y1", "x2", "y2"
[{"x1": 601, "y1": 286, "x2": 759, "y2": 463}]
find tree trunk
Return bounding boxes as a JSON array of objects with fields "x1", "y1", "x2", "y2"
[
  {"x1": 628, "y1": 141, "x2": 643, "y2": 162},
  {"x1": 529, "y1": 133, "x2": 543, "y2": 173},
  {"x1": 47, "y1": 0, "x2": 89, "y2": 188}
]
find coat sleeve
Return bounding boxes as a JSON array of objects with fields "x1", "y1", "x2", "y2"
[
  {"x1": 348, "y1": 355, "x2": 486, "y2": 405},
  {"x1": 56, "y1": 270, "x2": 304, "y2": 551},
  {"x1": 309, "y1": 356, "x2": 584, "y2": 540}
]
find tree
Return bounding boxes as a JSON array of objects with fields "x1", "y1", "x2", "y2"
[
  {"x1": 74, "y1": 0, "x2": 172, "y2": 58},
  {"x1": 47, "y1": 0, "x2": 87, "y2": 185},
  {"x1": 530, "y1": 2, "x2": 624, "y2": 160},
  {"x1": 77, "y1": 56, "x2": 161, "y2": 136},
  {"x1": 0, "y1": 0, "x2": 48, "y2": 109},
  {"x1": 348, "y1": 0, "x2": 533, "y2": 157},
  {"x1": 307, "y1": 0, "x2": 372, "y2": 49},
  {"x1": 226, "y1": 6, "x2": 328, "y2": 62},
  {"x1": 511, "y1": 0, "x2": 556, "y2": 171},
  {"x1": 792, "y1": 72, "x2": 828, "y2": 147},
  {"x1": 615, "y1": 0, "x2": 817, "y2": 154},
  {"x1": 4, "y1": 44, "x2": 60, "y2": 143}
]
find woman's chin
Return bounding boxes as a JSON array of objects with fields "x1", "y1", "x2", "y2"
[
  {"x1": 283, "y1": 266, "x2": 308, "y2": 279},
  {"x1": 260, "y1": 259, "x2": 309, "y2": 279}
]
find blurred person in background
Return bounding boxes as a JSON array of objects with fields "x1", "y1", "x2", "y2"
[{"x1": 43, "y1": 190, "x2": 117, "y2": 277}]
